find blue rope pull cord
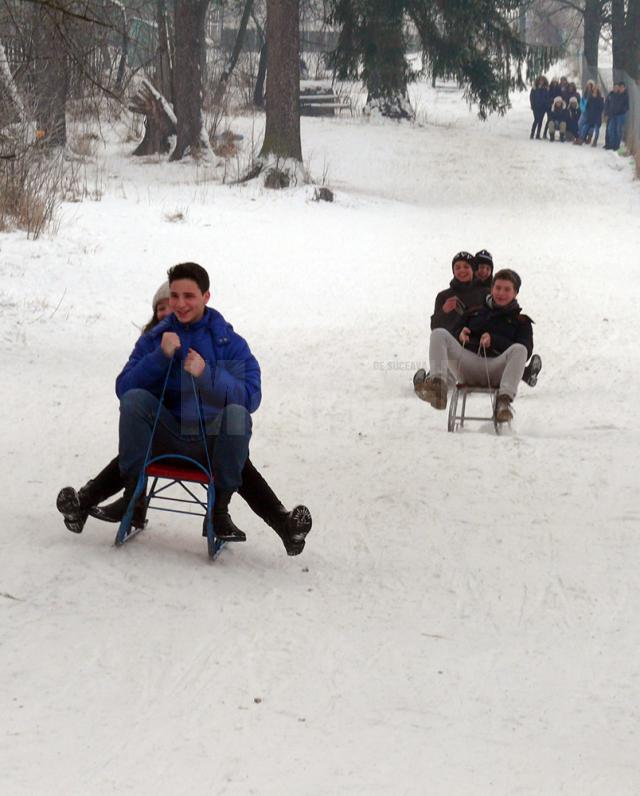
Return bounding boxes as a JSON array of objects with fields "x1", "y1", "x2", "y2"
[
  {"x1": 141, "y1": 354, "x2": 175, "y2": 472},
  {"x1": 190, "y1": 372, "x2": 213, "y2": 478}
]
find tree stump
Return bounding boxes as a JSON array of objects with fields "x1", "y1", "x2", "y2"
[{"x1": 128, "y1": 79, "x2": 177, "y2": 156}]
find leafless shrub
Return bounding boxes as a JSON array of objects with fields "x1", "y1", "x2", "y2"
[
  {"x1": 60, "y1": 159, "x2": 104, "y2": 202},
  {"x1": 0, "y1": 134, "x2": 64, "y2": 238},
  {"x1": 164, "y1": 208, "x2": 187, "y2": 223}
]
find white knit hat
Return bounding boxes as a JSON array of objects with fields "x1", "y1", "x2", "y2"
[{"x1": 152, "y1": 281, "x2": 171, "y2": 310}]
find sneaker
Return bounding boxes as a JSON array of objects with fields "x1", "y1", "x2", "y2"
[
  {"x1": 418, "y1": 376, "x2": 447, "y2": 410},
  {"x1": 523, "y1": 354, "x2": 542, "y2": 388},
  {"x1": 495, "y1": 394, "x2": 513, "y2": 423}
]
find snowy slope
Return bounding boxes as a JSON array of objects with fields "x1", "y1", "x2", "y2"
[{"x1": 2, "y1": 82, "x2": 640, "y2": 795}]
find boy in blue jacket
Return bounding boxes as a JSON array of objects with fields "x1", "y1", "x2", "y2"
[{"x1": 116, "y1": 262, "x2": 261, "y2": 542}]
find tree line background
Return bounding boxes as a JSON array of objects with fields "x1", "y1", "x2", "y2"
[{"x1": 0, "y1": 1, "x2": 637, "y2": 190}]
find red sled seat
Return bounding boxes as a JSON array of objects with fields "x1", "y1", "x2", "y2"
[{"x1": 146, "y1": 462, "x2": 210, "y2": 484}]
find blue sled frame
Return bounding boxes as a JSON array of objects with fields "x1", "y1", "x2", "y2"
[{"x1": 115, "y1": 357, "x2": 224, "y2": 559}]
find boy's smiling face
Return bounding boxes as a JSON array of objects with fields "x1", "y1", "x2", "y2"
[{"x1": 169, "y1": 279, "x2": 210, "y2": 324}]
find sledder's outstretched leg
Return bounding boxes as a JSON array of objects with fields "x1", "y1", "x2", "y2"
[
  {"x1": 238, "y1": 459, "x2": 312, "y2": 555},
  {"x1": 57, "y1": 456, "x2": 124, "y2": 533}
]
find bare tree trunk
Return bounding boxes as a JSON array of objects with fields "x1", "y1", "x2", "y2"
[
  {"x1": 259, "y1": 0, "x2": 302, "y2": 161},
  {"x1": 129, "y1": 79, "x2": 177, "y2": 156},
  {"x1": 156, "y1": 0, "x2": 174, "y2": 101},
  {"x1": 171, "y1": 0, "x2": 211, "y2": 161},
  {"x1": 114, "y1": 1, "x2": 128, "y2": 93},
  {"x1": 213, "y1": 0, "x2": 254, "y2": 107},
  {"x1": 582, "y1": 0, "x2": 603, "y2": 77},
  {"x1": 611, "y1": 0, "x2": 640, "y2": 80},
  {"x1": 33, "y1": 6, "x2": 69, "y2": 146},
  {"x1": 363, "y1": 2, "x2": 412, "y2": 120},
  {"x1": 0, "y1": 40, "x2": 26, "y2": 124},
  {"x1": 254, "y1": 42, "x2": 267, "y2": 107},
  {"x1": 252, "y1": 10, "x2": 267, "y2": 107},
  {"x1": 624, "y1": 0, "x2": 640, "y2": 80},
  {"x1": 611, "y1": 0, "x2": 626, "y2": 77}
]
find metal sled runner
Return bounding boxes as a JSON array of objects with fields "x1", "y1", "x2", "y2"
[
  {"x1": 447, "y1": 383, "x2": 501, "y2": 434},
  {"x1": 115, "y1": 357, "x2": 223, "y2": 560}
]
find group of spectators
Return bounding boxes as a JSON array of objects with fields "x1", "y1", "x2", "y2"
[
  {"x1": 529, "y1": 75, "x2": 630, "y2": 150},
  {"x1": 413, "y1": 250, "x2": 541, "y2": 425}
]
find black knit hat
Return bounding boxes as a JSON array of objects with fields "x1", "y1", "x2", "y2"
[
  {"x1": 475, "y1": 249, "x2": 494, "y2": 271},
  {"x1": 451, "y1": 251, "x2": 477, "y2": 272}
]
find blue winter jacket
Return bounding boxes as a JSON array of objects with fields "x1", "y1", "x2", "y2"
[{"x1": 116, "y1": 307, "x2": 261, "y2": 429}]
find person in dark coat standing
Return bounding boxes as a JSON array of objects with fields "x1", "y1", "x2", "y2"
[
  {"x1": 605, "y1": 82, "x2": 630, "y2": 150},
  {"x1": 419, "y1": 269, "x2": 533, "y2": 424},
  {"x1": 584, "y1": 85, "x2": 605, "y2": 146},
  {"x1": 530, "y1": 76, "x2": 549, "y2": 140}
]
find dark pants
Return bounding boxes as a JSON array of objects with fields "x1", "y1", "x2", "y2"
[
  {"x1": 606, "y1": 114, "x2": 626, "y2": 150},
  {"x1": 84, "y1": 454, "x2": 285, "y2": 524},
  {"x1": 118, "y1": 389, "x2": 251, "y2": 493},
  {"x1": 530, "y1": 110, "x2": 545, "y2": 138}
]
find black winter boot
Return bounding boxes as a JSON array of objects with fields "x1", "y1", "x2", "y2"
[
  {"x1": 522, "y1": 354, "x2": 542, "y2": 388},
  {"x1": 89, "y1": 494, "x2": 148, "y2": 529},
  {"x1": 56, "y1": 482, "x2": 96, "y2": 533},
  {"x1": 212, "y1": 491, "x2": 246, "y2": 542},
  {"x1": 267, "y1": 504, "x2": 313, "y2": 556}
]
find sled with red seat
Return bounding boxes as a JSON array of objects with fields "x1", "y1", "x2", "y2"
[{"x1": 115, "y1": 357, "x2": 223, "y2": 559}]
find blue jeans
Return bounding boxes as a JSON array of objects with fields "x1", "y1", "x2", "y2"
[
  {"x1": 578, "y1": 114, "x2": 591, "y2": 141},
  {"x1": 118, "y1": 389, "x2": 252, "y2": 492},
  {"x1": 607, "y1": 114, "x2": 626, "y2": 150},
  {"x1": 585, "y1": 123, "x2": 601, "y2": 144}
]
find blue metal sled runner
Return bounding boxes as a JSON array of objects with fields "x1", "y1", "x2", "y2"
[{"x1": 115, "y1": 357, "x2": 224, "y2": 560}]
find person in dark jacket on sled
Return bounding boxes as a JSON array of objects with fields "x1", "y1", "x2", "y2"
[
  {"x1": 430, "y1": 251, "x2": 488, "y2": 334},
  {"x1": 474, "y1": 249, "x2": 541, "y2": 387},
  {"x1": 418, "y1": 269, "x2": 533, "y2": 424},
  {"x1": 57, "y1": 263, "x2": 312, "y2": 553},
  {"x1": 414, "y1": 251, "x2": 489, "y2": 392}
]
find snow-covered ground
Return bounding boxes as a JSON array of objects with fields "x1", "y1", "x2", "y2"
[{"x1": 2, "y1": 81, "x2": 640, "y2": 794}]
